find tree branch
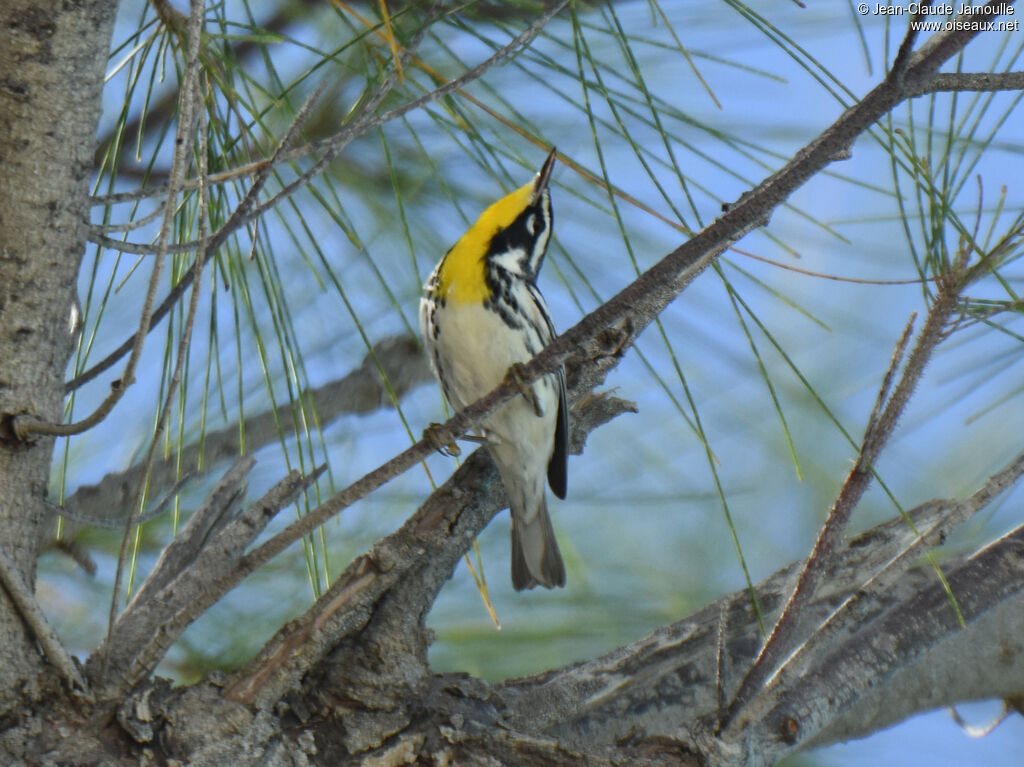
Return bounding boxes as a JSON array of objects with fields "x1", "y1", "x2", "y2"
[
  {"x1": 725, "y1": 288, "x2": 959, "y2": 726},
  {"x1": 723, "y1": 449, "x2": 1024, "y2": 751},
  {"x1": 0, "y1": 545, "x2": 89, "y2": 697},
  {"x1": 56, "y1": 478, "x2": 1024, "y2": 765},
  {"x1": 740, "y1": 522, "x2": 1024, "y2": 767},
  {"x1": 913, "y1": 70, "x2": 1024, "y2": 95},
  {"x1": 88, "y1": 457, "x2": 324, "y2": 699},
  {"x1": 491, "y1": 484, "x2": 1024, "y2": 765},
  {"x1": 222, "y1": 390, "x2": 636, "y2": 709},
  {"x1": 56, "y1": 334, "x2": 429, "y2": 534}
]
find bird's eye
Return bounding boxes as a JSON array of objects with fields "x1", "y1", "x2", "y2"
[{"x1": 525, "y1": 214, "x2": 536, "y2": 235}]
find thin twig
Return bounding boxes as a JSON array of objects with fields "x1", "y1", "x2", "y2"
[
  {"x1": 912, "y1": 70, "x2": 1024, "y2": 95},
  {"x1": 53, "y1": 473, "x2": 194, "y2": 530},
  {"x1": 103, "y1": 0, "x2": 207, "y2": 671},
  {"x1": 736, "y1": 449, "x2": 1024, "y2": 729},
  {"x1": 862, "y1": 313, "x2": 916, "y2": 449},
  {"x1": 11, "y1": 219, "x2": 165, "y2": 440},
  {"x1": 723, "y1": 288, "x2": 959, "y2": 730},
  {"x1": 86, "y1": 1, "x2": 568, "y2": 214},
  {"x1": 235, "y1": 0, "x2": 567, "y2": 232},
  {"x1": 67, "y1": 56, "x2": 367, "y2": 393},
  {"x1": 92, "y1": 201, "x2": 167, "y2": 233},
  {"x1": 108, "y1": 100, "x2": 211, "y2": 626},
  {"x1": 60, "y1": 336, "x2": 428, "y2": 531},
  {"x1": 0, "y1": 546, "x2": 90, "y2": 698},
  {"x1": 84, "y1": 0, "x2": 566, "y2": 258}
]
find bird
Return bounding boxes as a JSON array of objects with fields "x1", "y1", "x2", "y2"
[{"x1": 420, "y1": 148, "x2": 568, "y2": 590}]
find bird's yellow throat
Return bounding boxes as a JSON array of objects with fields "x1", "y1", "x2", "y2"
[{"x1": 435, "y1": 179, "x2": 535, "y2": 305}]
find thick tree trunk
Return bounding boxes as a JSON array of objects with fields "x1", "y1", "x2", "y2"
[{"x1": 0, "y1": 0, "x2": 117, "y2": 703}]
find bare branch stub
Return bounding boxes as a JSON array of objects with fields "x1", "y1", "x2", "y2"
[
  {"x1": 125, "y1": 457, "x2": 256, "y2": 610},
  {"x1": 890, "y1": 9, "x2": 925, "y2": 80}
]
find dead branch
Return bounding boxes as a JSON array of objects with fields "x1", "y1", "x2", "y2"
[{"x1": 88, "y1": 457, "x2": 324, "y2": 699}]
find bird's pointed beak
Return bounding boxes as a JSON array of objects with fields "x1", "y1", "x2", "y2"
[{"x1": 532, "y1": 147, "x2": 557, "y2": 200}]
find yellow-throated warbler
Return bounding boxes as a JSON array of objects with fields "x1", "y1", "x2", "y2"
[{"x1": 420, "y1": 149, "x2": 568, "y2": 590}]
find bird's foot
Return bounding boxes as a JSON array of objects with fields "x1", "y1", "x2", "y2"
[
  {"x1": 423, "y1": 422, "x2": 461, "y2": 456},
  {"x1": 505, "y1": 362, "x2": 543, "y2": 417}
]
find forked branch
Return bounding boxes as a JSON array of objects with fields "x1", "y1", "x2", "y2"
[{"x1": 724, "y1": 287, "x2": 959, "y2": 727}]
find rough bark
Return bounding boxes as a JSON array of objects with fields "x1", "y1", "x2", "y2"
[
  {"x1": 0, "y1": 0, "x2": 117, "y2": 705},
  {"x1": 10, "y1": 502, "x2": 1023, "y2": 766}
]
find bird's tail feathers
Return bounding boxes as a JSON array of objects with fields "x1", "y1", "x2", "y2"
[{"x1": 510, "y1": 495, "x2": 565, "y2": 590}]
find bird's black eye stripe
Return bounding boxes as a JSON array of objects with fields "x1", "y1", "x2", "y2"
[{"x1": 486, "y1": 204, "x2": 547, "y2": 262}]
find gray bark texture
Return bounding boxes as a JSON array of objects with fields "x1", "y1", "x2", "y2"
[
  {"x1": 0, "y1": 3, "x2": 1023, "y2": 766},
  {"x1": 0, "y1": 0, "x2": 118, "y2": 705}
]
